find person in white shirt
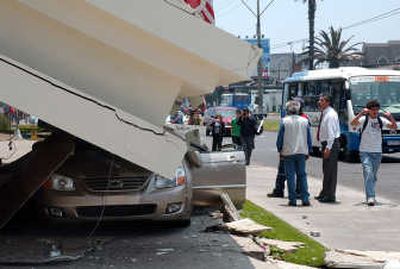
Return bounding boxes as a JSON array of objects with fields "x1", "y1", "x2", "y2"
[
  {"x1": 351, "y1": 100, "x2": 397, "y2": 206},
  {"x1": 276, "y1": 101, "x2": 312, "y2": 206},
  {"x1": 315, "y1": 95, "x2": 341, "y2": 203}
]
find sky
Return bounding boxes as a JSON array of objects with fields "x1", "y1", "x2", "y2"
[{"x1": 214, "y1": 0, "x2": 400, "y2": 54}]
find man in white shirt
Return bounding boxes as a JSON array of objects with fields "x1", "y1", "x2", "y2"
[
  {"x1": 315, "y1": 95, "x2": 341, "y2": 203},
  {"x1": 351, "y1": 100, "x2": 397, "y2": 206}
]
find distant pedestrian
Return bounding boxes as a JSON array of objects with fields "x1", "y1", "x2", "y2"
[
  {"x1": 211, "y1": 114, "x2": 225, "y2": 151},
  {"x1": 276, "y1": 101, "x2": 312, "y2": 206},
  {"x1": 351, "y1": 100, "x2": 397, "y2": 206},
  {"x1": 238, "y1": 108, "x2": 257, "y2": 165},
  {"x1": 315, "y1": 95, "x2": 340, "y2": 203},
  {"x1": 171, "y1": 110, "x2": 184, "y2": 124},
  {"x1": 231, "y1": 109, "x2": 242, "y2": 150},
  {"x1": 268, "y1": 97, "x2": 308, "y2": 198}
]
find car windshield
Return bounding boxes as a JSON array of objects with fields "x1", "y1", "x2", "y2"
[{"x1": 350, "y1": 76, "x2": 400, "y2": 114}]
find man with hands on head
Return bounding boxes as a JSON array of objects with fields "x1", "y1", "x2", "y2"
[
  {"x1": 315, "y1": 95, "x2": 341, "y2": 203},
  {"x1": 351, "y1": 100, "x2": 397, "y2": 206}
]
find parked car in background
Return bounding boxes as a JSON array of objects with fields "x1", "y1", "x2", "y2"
[{"x1": 203, "y1": 106, "x2": 237, "y2": 136}]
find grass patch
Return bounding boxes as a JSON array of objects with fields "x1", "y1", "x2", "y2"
[
  {"x1": 263, "y1": 119, "x2": 280, "y2": 132},
  {"x1": 0, "y1": 114, "x2": 11, "y2": 133},
  {"x1": 241, "y1": 200, "x2": 326, "y2": 267}
]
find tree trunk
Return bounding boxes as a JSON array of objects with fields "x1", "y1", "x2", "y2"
[{"x1": 308, "y1": 0, "x2": 316, "y2": 70}]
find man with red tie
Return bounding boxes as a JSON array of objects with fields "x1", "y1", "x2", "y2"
[{"x1": 315, "y1": 95, "x2": 341, "y2": 203}]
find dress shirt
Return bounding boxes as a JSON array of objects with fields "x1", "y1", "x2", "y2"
[{"x1": 319, "y1": 106, "x2": 340, "y2": 150}]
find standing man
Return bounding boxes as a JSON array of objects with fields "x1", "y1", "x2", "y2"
[
  {"x1": 276, "y1": 101, "x2": 312, "y2": 206},
  {"x1": 211, "y1": 114, "x2": 225, "y2": 151},
  {"x1": 315, "y1": 95, "x2": 341, "y2": 203},
  {"x1": 268, "y1": 97, "x2": 308, "y2": 198},
  {"x1": 351, "y1": 100, "x2": 397, "y2": 206},
  {"x1": 231, "y1": 109, "x2": 242, "y2": 150},
  {"x1": 238, "y1": 108, "x2": 257, "y2": 165}
]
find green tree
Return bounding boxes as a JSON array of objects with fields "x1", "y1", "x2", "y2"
[
  {"x1": 314, "y1": 26, "x2": 362, "y2": 68},
  {"x1": 297, "y1": 0, "x2": 319, "y2": 70}
]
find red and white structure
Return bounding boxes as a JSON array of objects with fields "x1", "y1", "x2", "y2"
[{"x1": 184, "y1": 0, "x2": 215, "y2": 24}]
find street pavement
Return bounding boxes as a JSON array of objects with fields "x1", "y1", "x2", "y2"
[
  {"x1": 247, "y1": 132, "x2": 400, "y2": 252},
  {"x1": 247, "y1": 164, "x2": 400, "y2": 251}
]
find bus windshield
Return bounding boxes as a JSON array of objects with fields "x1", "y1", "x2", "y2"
[
  {"x1": 220, "y1": 94, "x2": 233, "y2": 106},
  {"x1": 350, "y1": 76, "x2": 400, "y2": 114}
]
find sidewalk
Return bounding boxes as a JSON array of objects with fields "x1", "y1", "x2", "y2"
[{"x1": 246, "y1": 165, "x2": 400, "y2": 251}]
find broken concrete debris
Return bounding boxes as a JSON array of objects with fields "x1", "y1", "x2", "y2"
[
  {"x1": 325, "y1": 249, "x2": 400, "y2": 269},
  {"x1": 255, "y1": 238, "x2": 304, "y2": 253},
  {"x1": 224, "y1": 218, "x2": 272, "y2": 235}
]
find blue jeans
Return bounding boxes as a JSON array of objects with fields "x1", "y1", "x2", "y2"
[
  {"x1": 284, "y1": 154, "x2": 309, "y2": 204},
  {"x1": 360, "y1": 152, "x2": 382, "y2": 200}
]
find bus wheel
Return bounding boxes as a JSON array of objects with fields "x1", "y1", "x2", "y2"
[{"x1": 339, "y1": 138, "x2": 359, "y2": 162}]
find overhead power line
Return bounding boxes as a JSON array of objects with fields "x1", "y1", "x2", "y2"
[
  {"x1": 343, "y1": 7, "x2": 400, "y2": 30},
  {"x1": 270, "y1": 6, "x2": 400, "y2": 51}
]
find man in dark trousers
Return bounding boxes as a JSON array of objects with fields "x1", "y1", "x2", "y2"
[
  {"x1": 315, "y1": 95, "x2": 340, "y2": 203},
  {"x1": 238, "y1": 108, "x2": 257, "y2": 165},
  {"x1": 211, "y1": 114, "x2": 225, "y2": 151},
  {"x1": 268, "y1": 97, "x2": 309, "y2": 198}
]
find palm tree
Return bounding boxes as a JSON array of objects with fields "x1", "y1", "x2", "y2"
[
  {"x1": 297, "y1": 0, "x2": 319, "y2": 70},
  {"x1": 314, "y1": 26, "x2": 362, "y2": 68}
]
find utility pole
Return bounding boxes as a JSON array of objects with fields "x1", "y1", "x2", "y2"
[
  {"x1": 256, "y1": 0, "x2": 263, "y2": 115},
  {"x1": 241, "y1": 0, "x2": 275, "y2": 115}
]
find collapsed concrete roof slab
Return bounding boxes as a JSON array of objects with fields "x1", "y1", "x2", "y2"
[
  {"x1": 0, "y1": 56, "x2": 186, "y2": 178},
  {"x1": 0, "y1": 0, "x2": 261, "y2": 126}
]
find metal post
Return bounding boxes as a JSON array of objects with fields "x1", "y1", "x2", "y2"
[{"x1": 256, "y1": 0, "x2": 263, "y2": 114}]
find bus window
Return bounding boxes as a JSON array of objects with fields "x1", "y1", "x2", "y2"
[{"x1": 282, "y1": 83, "x2": 298, "y2": 105}]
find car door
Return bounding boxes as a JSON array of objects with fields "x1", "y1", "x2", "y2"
[{"x1": 190, "y1": 150, "x2": 246, "y2": 208}]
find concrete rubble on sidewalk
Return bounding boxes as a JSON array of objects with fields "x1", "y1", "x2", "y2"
[
  {"x1": 224, "y1": 218, "x2": 272, "y2": 235},
  {"x1": 325, "y1": 249, "x2": 400, "y2": 269},
  {"x1": 256, "y1": 238, "x2": 304, "y2": 252}
]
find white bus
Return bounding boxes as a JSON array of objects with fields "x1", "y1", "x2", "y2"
[{"x1": 283, "y1": 67, "x2": 400, "y2": 160}]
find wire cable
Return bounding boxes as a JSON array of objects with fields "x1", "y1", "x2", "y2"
[
  {"x1": 343, "y1": 7, "x2": 400, "y2": 30},
  {"x1": 86, "y1": 156, "x2": 115, "y2": 239},
  {"x1": 270, "y1": 6, "x2": 400, "y2": 51}
]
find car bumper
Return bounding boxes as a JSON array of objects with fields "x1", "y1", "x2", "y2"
[{"x1": 38, "y1": 186, "x2": 191, "y2": 222}]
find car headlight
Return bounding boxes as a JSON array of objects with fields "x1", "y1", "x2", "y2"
[
  {"x1": 155, "y1": 167, "x2": 186, "y2": 189},
  {"x1": 49, "y1": 174, "x2": 76, "y2": 191}
]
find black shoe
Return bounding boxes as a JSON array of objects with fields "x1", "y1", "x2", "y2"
[
  {"x1": 302, "y1": 201, "x2": 311, "y2": 207},
  {"x1": 267, "y1": 192, "x2": 284, "y2": 198},
  {"x1": 314, "y1": 195, "x2": 323, "y2": 200},
  {"x1": 288, "y1": 202, "x2": 297, "y2": 207},
  {"x1": 318, "y1": 197, "x2": 336, "y2": 203}
]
